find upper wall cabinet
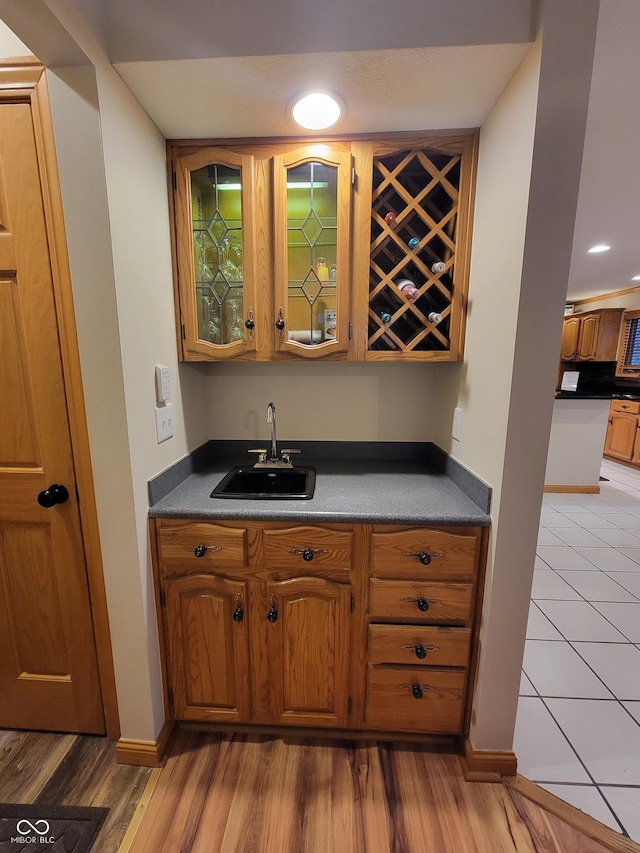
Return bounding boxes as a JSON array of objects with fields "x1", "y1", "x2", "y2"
[
  {"x1": 168, "y1": 132, "x2": 478, "y2": 363},
  {"x1": 273, "y1": 146, "x2": 352, "y2": 359},
  {"x1": 173, "y1": 147, "x2": 258, "y2": 359},
  {"x1": 560, "y1": 308, "x2": 623, "y2": 362}
]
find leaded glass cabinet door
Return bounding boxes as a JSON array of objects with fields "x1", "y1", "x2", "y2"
[
  {"x1": 364, "y1": 137, "x2": 476, "y2": 361},
  {"x1": 273, "y1": 146, "x2": 351, "y2": 357},
  {"x1": 174, "y1": 148, "x2": 257, "y2": 360}
]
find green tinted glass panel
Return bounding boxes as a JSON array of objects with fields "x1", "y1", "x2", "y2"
[
  {"x1": 286, "y1": 162, "x2": 338, "y2": 346},
  {"x1": 191, "y1": 163, "x2": 245, "y2": 345}
]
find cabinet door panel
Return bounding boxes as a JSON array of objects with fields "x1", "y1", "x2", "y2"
[
  {"x1": 577, "y1": 314, "x2": 600, "y2": 360},
  {"x1": 165, "y1": 575, "x2": 249, "y2": 721},
  {"x1": 604, "y1": 413, "x2": 637, "y2": 461},
  {"x1": 266, "y1": 577, "x2": 350, "y2": 727},
  {"x1": 174, "y1": 147, "x2": 257, "y2": 360},
  {"x1": 560, "y1": 316, "x2": 580, "y2": 360},
  {"x1": 273, "y1": 146, "x2": 352, "y2": 358}
]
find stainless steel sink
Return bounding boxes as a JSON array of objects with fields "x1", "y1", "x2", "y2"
[{"x1": 210, "y1": 466, "x2": 316, "y2": 499}]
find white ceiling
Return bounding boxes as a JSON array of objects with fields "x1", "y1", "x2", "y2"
[{"x1": 3, "y1": 0, "x2": 637, "y2": 302}]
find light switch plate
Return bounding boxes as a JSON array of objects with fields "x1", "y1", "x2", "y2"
[{"x1": 155, "y1": 403, "x2": 174, "y2": 443}]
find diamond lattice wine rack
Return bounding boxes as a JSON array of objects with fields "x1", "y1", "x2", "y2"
[{"x1": 367, "y1": 139, "x2": 476, "y2": 360}]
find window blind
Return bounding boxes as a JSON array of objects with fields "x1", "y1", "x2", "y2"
[{"x1": 617, "y1": 310, "x2": 640, "y2": 376}]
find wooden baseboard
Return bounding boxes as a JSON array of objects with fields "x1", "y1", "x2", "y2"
[
  {"x1": 459, "y1": 738, "x2": 518, "y2": 782},
  {"x1": 505, "y1": 774, "x2": 640, "y2": 853},
  {"x1": 603, "y1": 454, "x2": 640, "y2": 472},
  {"x1": 115, "y1": 719, "x2": 175, "y2": 767},
  {"x1": 543, "y1": 484, "x2": 600, "y2": 494}
]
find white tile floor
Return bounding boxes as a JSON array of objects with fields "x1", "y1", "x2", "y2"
[{"x1": 514, "y1": 458, "x2": 640, "y2": 843}]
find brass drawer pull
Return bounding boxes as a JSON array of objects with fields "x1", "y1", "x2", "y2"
[
  {"x1": 289, "y1": 547, "x2": 328, "y2": 562},
  {"x1": 403, "y1": 550, "x2": 443, "y2": 566},
  {"x1": 401, "y1": 643, "x2": 437, "y2": 659},
  {"x1": 402, "y1": 596, "x2": 440, "y2": 612},
  {"x1": 190, "y1": 544, "x2": 223, "y2": 558},
  {"x1": 396, "y1": 682, "x2": 429, "y2": 699}
]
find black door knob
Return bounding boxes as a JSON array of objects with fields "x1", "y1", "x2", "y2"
[{"x1": 37, "y1": 484, "x2": 70, "y2": 508}]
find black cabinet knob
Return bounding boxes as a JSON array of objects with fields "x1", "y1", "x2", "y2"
[
  {"x1": 275, "y1": 318, "x2": 285, "y2": 330},
  {"x1": 244, "y1": 318, "x2": 255, "y2": 330},
  {"x1": 37, "y1": 483, "x2": 69, "y2": 508},
  {"x1": 418, "y1": 551, "x2": 431, "y2": 565},
  {"x1": 414, "y1": 643, "x2": 427, "y2": 659},
  {"x1": 232, "y1": 603, "x2": 244, "y2": 623},
  {"x1": 194, "y1": 545, "x2": 207, "y2": 558},
  {"x1": 416, "y1": 597, "x2": 430, "y2": 612},
  {"x1": 302, "y1": 547, "x2": 314, "y2": 561},
  {"x1": 411, "y1": 683, "x2": 424, "y2": 700},
  {"x1": 267, "y1": 601, "x2": 278, "y2": 623}
]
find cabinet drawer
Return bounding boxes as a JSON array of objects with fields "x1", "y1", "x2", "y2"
[
  {"x1": 263, "y1": 525, "x2": 353, "y2": 571},
  {"x1": 371, "y1": 527, "x2": 478, "y2": 581},
  {"x1": 611, "y1": 399, "x2": 640, "y2": 415},
  {"x1": 370, "y1": 580, "x2": 472, "y2": 624},
  {"x1": 365, "y1": 667, "x2": 465, "y2": 734},
  {"x1": 368, "y1": 625, "x2": 471, "y2": 667},
  {"x1": 158, "y1": 522, "x2": 248, "y2": 575}
]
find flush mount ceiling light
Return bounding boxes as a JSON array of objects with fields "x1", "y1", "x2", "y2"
[
  {"x1": 290, "y1": 92, "x2": 344, "y2": 130},
  {"x1": 587, "y1": 243, "x2": 611, "y2": 253}
]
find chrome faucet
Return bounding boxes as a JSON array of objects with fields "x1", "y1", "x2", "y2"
[
  {"x1": 248, "y1": 402, "x2": 300, "y2": 467},
  {"x1": 266, "y1": 401, "x2": 278, "y2": 462}
]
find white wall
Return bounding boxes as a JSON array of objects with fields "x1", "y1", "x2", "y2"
[
  {"x1": 201, "y1": 362, "x2": 440, "y2": 442},
  {"x1": 432, "y1": 1, "x2": 600, "y2": 750}
]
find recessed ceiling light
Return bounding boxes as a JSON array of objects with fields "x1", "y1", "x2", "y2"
[
  {"x1": 290, "y1": 92, "x2": 343, "y2": 130},
  {"x1": 587, "y1": 243, "x2": 611, "y2": 253}
]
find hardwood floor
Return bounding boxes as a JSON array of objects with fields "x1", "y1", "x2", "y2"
[
  {"x1": 126, "y1": 728, "x2": 639, "y2": 853},
  {"x1": 0, "y1": 728, "x2": 151, "y2": 852}
]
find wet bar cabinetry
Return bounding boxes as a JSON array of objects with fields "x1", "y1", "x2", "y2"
[
  {"x1": 168, "y1": 132, "x2": 477, "y2": 362},
  {"x1": 151, "y1": 518, "x2": 486, "y2": 738}
]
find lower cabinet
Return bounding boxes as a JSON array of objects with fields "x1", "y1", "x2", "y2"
[
  {"x1": 152, "y1": 518, "x2": 486, "y2": 738},
  {"x1": 604, "y1": 399, "x2": 640, "y2": 466}
]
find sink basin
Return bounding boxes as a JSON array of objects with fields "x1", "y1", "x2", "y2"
[{"x1": 210, "y1": 466, "x2": 316, "y2": 499}]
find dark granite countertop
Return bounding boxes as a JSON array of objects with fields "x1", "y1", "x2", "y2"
[
  {"x1": 148, "y1": 441, "x2": 491, "y2": 527},
  {"x1": 554, "y1": 392, "x2": 640, "y2": 401}
]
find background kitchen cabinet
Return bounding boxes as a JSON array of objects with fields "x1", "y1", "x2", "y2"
[
  {"x1": 604, "y1": 399, "x2": 640, "y2": 465},
  {"x1": 560, "y1": 308, "x2": 623, "y2": 361},
  {"x1": 169, "y1": 131, "x2": 477, "y2": 363}
]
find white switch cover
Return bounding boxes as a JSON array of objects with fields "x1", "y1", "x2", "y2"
[
  {"x1": 155, "y1": 403, "x2": 174, "y2": 443},
  {"x1": 452, "y1": 407, "x2": 462, "y2": 441}
]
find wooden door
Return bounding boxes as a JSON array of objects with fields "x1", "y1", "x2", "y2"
[
  {"x1": 265, "y1": 576, "x2": 350, "y2": 728},
  {"x1": 0, "y1": 85, "x2": 104, "y2": 732},
  {"x1": 164, "y1": 575, "x2": 250, "y2": 722}
]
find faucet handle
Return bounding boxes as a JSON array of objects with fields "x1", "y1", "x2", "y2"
[
  {"x1": 248, "y1": 448, "x2": 268, "y2": 464},
  {"x1": 280, "y1": 448, "x2": 301, "y2": 465}
]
